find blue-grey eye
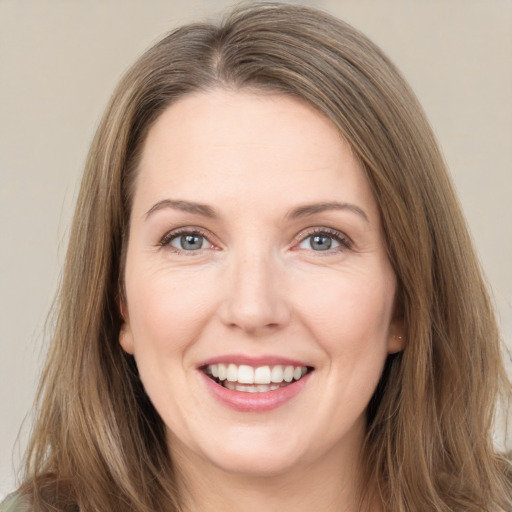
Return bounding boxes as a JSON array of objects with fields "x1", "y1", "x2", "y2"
[
  {"x1": 171, "y1": 233, "x2": 207, "y2": 251},
  {"x1": 299, "y1": 233, "x2": 341, "y2": 251}
]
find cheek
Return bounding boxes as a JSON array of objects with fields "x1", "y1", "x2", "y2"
[
  {"x1": 122, "y1": 265, "x2": 219, "y2": 423},
  {"x1": 124, "y1": 263, "x2": 220, "y2": 354},
  {"x1": 294, "y1": 267, "x2": 396, "y2": 357}
]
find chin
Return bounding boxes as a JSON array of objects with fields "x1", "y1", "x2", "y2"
[
  {"x1": 207, "y1": 446, "x2": 304, "y2": 478},
  {"x1": 169, "y1": 425, "x2": 310, "y2": 478}
]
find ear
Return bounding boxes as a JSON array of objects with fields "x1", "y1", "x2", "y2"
[
  {"x1": 119, "y1": 300, "x2": 135, "y2": 355},
  {"x1": 387, "y1": 317, "x2": 405, "y2": 354}
]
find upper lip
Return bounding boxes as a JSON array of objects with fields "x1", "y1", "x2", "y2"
[{"x1": 197, "y1": 354, "x2": 312, "y2": 369}]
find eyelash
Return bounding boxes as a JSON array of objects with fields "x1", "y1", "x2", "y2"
[
  {"x1": 159, "y1": 227, "x2": 214, "y2": 255},
  {"x1": 294, "y1": 227, "x2": 352, "y2": 253},
  {"x1": 158, "y1": 226, "x2": 352, "y2": 255}
]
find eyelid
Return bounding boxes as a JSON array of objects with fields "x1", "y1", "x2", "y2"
[
  {"x1": 159, "y1": 226, "x2": 218, "y2": 253},
  {"x1": 158, "y1": 225, "x2": 352, "y2": 254},
  {"x1": 292, "y1": 226, "x2": 353, "y2": 252}
]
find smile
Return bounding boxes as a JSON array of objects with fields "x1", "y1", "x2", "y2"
[{"x1": 203, "y1": 363, "x2": 312, "y2": 393}]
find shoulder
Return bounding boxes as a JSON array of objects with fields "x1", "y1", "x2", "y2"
[{"x1": 0, "y1": 493, "x2": 31, "y2": 512}]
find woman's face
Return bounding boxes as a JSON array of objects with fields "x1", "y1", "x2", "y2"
[{"x1": 120, "y1": 90, "x2": 402, "y2": 478}]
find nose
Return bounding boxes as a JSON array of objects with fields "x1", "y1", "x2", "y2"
[{"x1": 217, "y1": 251, "x2": 291, "y2": 335}]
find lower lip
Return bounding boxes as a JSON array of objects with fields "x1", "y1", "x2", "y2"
[{"x1": 200, "y1": 371, "x2": 311, "y2": 413}]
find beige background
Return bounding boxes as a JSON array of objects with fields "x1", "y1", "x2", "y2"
[{"x1": 1, "y1": 0, "x2": 511, "y2": 497}]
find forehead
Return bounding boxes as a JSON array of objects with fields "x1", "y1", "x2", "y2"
[{"x1": 133, "y1": 89, "x2": 379, "y2": 222}]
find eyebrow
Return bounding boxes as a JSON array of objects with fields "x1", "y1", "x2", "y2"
[
  {"x1": 287, "y1": 201, "x2": 370, "y2": 223},
  {"x1": 145, "y1": 199, "x2": 218, "y2": 219},
  {"x1": 145, "y1": 198, "x2": 369, "y2": 224}
]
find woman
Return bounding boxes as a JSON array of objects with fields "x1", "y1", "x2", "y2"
[{"x1": 4, "y1": 3, "x2": 511, "y2": 511}]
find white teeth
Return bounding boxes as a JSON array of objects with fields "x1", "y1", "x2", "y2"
[
  {"x1": 226, "y1": 364, "x2": 238, "y2": 382},
  {"x1": 254, "y1": 366, "x2": 271, "y2": 384},
  {"x1": 224, "y1": 382, "x2": 283, "y2": 392},
  {"x1": 217, "y1": 363, "x2": 227, "y2": 381},
  {"x1": 205, "y1": 363, "x2": 309, "y2": 391},
  {"x1": 283, "y1": 366, "x2": 294, "y2": 383},
  {"x1": 237, "y1": 365, "x2": 254, "y2": 384},
  {"x1": 271, "y1": 365, "x2": 284, "y2": 383}
]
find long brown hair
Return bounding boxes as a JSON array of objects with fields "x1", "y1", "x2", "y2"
[{"x1": 17, "y1": 3, "x2": 511, "y2": 511}]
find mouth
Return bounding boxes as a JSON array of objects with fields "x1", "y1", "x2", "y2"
[{"x1": 202, "y1": 363, "x2": 314, "y2": 393}]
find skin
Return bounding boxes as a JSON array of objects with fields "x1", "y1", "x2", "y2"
[{"x1": 120, "y1": 89, "x2": 403, "y2": 511}]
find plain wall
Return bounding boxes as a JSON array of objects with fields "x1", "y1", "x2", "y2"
[{"x1": 1, "y1": 0, "x2": 511, "y2": 497}]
